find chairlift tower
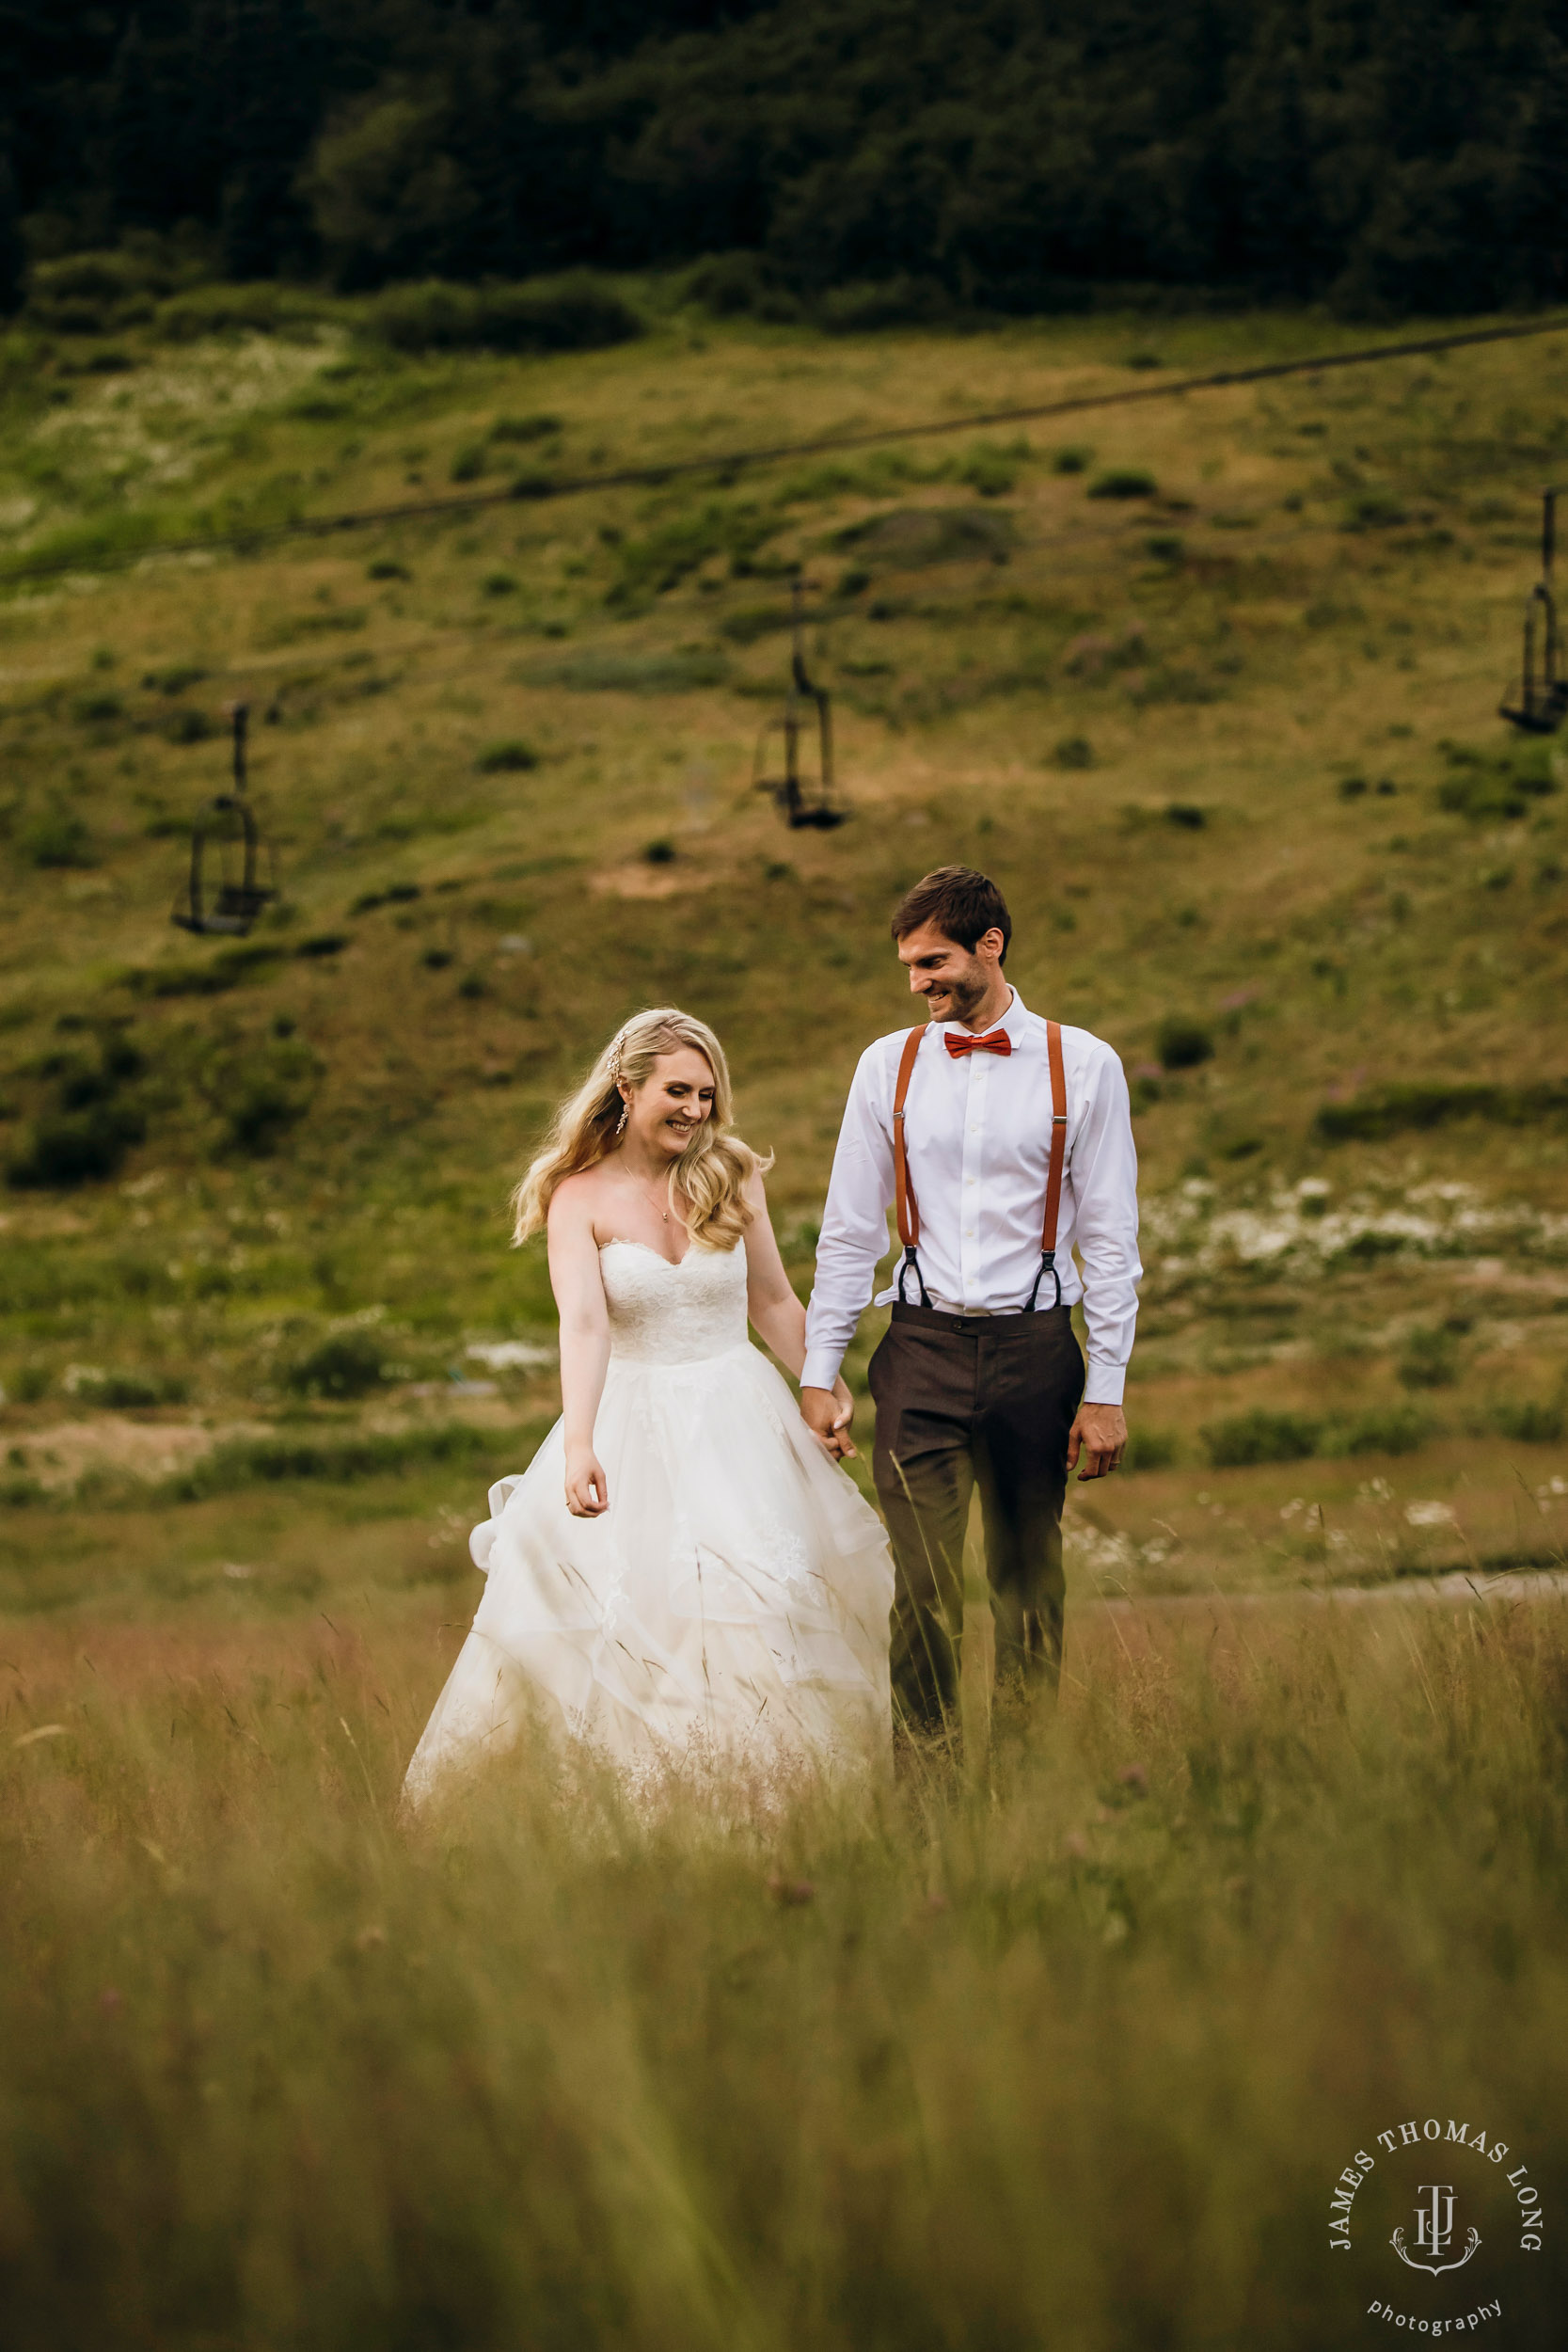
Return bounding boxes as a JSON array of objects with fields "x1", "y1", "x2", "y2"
[
  {"x1": 171, "y1": 701, "x2": 277, "y2": 936},
  {"x1": 1499, "y1": 487, "x2": 1568, "y2": 735}
]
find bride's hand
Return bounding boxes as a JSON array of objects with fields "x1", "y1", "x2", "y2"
[
  {"x1": 564, "y1": 1446, "x2": 609, "y2": 1517},
  {"x1": 826, "y1": 1377, "x2": 857, "y2": 1460}
]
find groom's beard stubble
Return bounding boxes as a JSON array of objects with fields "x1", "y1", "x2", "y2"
[{"x1": 927, "y1": 961, "x2": 989, "y2": 1027}]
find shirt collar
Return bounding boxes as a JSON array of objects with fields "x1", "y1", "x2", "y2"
[{"x1": 946, "y1": 984, "x2": 1023, "y2": 1041}]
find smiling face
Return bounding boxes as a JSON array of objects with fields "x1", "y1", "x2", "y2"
[
  {"x1": 622, "y1": 1047, "x2": 717, "y2": 1160},
  {"x1": 896, "y1": 919, "x2": 1008, "y2": 1027}
]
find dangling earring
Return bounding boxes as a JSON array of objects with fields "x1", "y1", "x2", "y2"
[{"x1": 614, "y1": 1094, "x2": 628, "y2": 1137}]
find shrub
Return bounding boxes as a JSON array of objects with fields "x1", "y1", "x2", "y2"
[
  {"x1": 1398, "y1": 1326, "x2": 1462, "y2": 1391},
  {"x1": 367, "y1": 560, "x2": 409, "y2": 581},
  {"x1": 476, "y1": 740, "x2": 537, "y2": 772},
  {"x1": 643, "y1": 839, "x2": 676, "y2": 865},
  {"x1": 367, "y1": 276, "x2": 642, "y2": 357},
  {"x1": 163, "y1": 707, "x2": 217, "y2": 745},
  {"x1": 1155, "y1": 1017, "x2": 1213, "y2": 1071},
  {"x1": 155, "y1": 283, "x2": 324, "y2": 342},
  {"x1": 284, "y1": 1327, "x2": 388, "y2": 1400},
  {"x1": 1435, "y1": 740, "x2": 1555, "y2": 822},
  {"x1": 1491, "y1": 1400, "x2": 1565, "y2": 1444},
  {"x1": 17, "y1": 804, "x2": 94, "y2": 868},
  {"x1": 608, "y1": 504, "x2": 778, "y2": 608},
  {"x1": 1053, "y1": 735, "x2": 1095, "y2": 769},
  {"x1": 834, "y1": 506, "x2": 1013, "y2": 571},
  {"x1": 1165, "y1": 803, "x2": 1206, "y2": 829},
  {"x1": 1123, "y1": 1425, "x2": 1180, "y2": 1472},
  {"x1": 8, "y1": 1100, "x2": 145, "y2": 1188},
  {"x1": 25, "y1": 251, "x2": 165, "y2": 335},
  {"x1": 1329, "y1": 1406, "x2": 1435, "y2": 1457},
  {"x1": 1088, "y1": 469, "x2": 1157, "y2": 500},
  {"x1": 491, "y1": 414, "x2": 562, "y2": 444},
  {"x1": 1201, "y1": 1410, "x2": 1320, "y2": 1467},
  {"x1": 1053, "y1": 448, "x2": 1091, "y2": 474},
  {"x1": 721, "y1": 602, "x2": 794, "y2": 644},
  {"x1": 164, "y1": 1419, "x2": 494, "y2": 1500},
  {"x1": 1146, "y1": 532, "x2": 1185, "y2": 563},
  {"x1": 818, "y1": 275, "x2": 950, "y2": 332},
  {"x1": 71, "y1": 691, "x2": 122, "y2": 726},
  {"x1": 352, "y1": 882, "x2": 421, "y2": 912},
  {"x1": 450, "y1": 443, "x2": 487, "y2": 483},
  {"x1": 959, "y1": 442, "x2": 1023, "y2": 498},
  {"x1": 687, "y1": 251, "x2": 800, "y2": 321},
  {"x1": 481, "y1": 571, "x2": 518, "y2": 596},
  {"x1": 1314, "y1": 1082, "x2": 1568, "y2": 1142},
  {"x1": 73, "y1": 1371, "x2": 189, "y2": 1409},
  {"x1": 204, "y1": 1036, "x2": 320, "y2": 1158}
]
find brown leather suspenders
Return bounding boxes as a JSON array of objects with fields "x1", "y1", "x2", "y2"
[
  {"x1": 891, "y1": 1019, "x2": 1069, "y2": 1312},
  {"x1": 1029, "y1": 1017, "x2": 1069, "y2": 1311},
  {"x1": 891, "y1": 1024, "x2": 929, "y2": 1305}
]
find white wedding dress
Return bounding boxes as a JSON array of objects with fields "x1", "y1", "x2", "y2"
[{"x1": 404, "y1": 1239, "x2": 894, "y2": 1805}]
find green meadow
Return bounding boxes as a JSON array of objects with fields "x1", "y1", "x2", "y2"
[{"x1": 2, "y1": 283, "x2": 1567, "y2": 2342}]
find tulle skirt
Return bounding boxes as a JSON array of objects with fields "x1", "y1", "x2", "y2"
[{"x1": 404, "y1": 1339, "x2": 894, "y2": 1805}]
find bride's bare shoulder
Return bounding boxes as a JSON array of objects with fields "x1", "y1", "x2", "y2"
[{"x1": 547, "y1": 1167, "x2": 610, "y2": 1228}]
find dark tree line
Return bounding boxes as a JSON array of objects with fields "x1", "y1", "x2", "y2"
[{"x1": 3, "y1": 1, "x2": 1567, "y2": 314}]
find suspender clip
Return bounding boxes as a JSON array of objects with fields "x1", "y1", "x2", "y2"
[
  {"x1": 895, "y1": 1242, "x2": 929, "y2": 1308},
  {"x1": 1025, "y1": 1248, "x2": 1062, "y2": 1314}
]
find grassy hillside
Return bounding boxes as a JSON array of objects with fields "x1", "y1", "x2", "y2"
[{"x1": 3, "y1": 294, "x2": 1567, "y2": 1604}]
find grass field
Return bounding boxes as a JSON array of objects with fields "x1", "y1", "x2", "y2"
[{"x1": 2, "y1": 282, "x2": 1567, "y2": 2342}]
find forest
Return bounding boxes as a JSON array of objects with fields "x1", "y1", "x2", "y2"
[{"x1": 2, "y1": 0, "x2": 1568, "y2": 318}]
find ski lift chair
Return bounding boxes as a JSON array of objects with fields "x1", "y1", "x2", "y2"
[
  {"x1": 171, "y1": 703, "x2": 276, "y2": 936},
  {"x1": 1499, "y1": 488, "x2": 1568, "y2": 735},
  {"x1": 752, "y1": 579, "x2": 849, "y2": 830}
]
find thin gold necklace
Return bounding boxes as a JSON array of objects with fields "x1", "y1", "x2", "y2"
[{"x1": 626, "y1": 1162, "x2": 672, "y2": 1223}]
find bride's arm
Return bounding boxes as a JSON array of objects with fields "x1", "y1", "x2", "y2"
[
  {"x1": 742, "y1": 1174, "x2": 857, "y2": 1459},
  {"x1": 546, "y1": 1180, "x2": 613, "y2": 1517}
]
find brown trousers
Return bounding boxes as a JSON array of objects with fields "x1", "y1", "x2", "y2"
[{"x1": 867, "y1": 1301, "x2": 1085, "y2": 1729}]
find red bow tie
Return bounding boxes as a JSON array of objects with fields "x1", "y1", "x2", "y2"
[{"x1": 944, "y1": 1028, "x2": 1012, "y2": 1058}]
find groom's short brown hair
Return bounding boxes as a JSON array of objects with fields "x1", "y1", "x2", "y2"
[{"x1": 890, "y1": 866, "x2": 1011, "y2": 962}]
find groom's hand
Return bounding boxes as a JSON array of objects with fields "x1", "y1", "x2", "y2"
[
  {"x1": 1068, "y1": 1403, "x2": 1127, "y2": 1480},
  {"x1": 801, "y1": 1384, "x2": 856, "y2": 1461}
]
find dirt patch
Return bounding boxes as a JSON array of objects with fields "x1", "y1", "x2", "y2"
[{"x1": 589, "y1": 861, "x2": 708, "y2": 900}]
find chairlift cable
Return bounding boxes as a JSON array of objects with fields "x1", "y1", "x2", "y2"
[{"x1": 4, "y1": 311, "x2": 1568, "y2": 590}]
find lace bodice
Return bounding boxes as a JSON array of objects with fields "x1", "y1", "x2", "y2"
[{"x1": 599, "y1": 1238, "x2": 750, "y2": 1364}]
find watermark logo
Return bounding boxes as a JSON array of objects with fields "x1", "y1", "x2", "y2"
[
  {"x1": 1392, "y1": 2183, "x2": 1480, "y2": 2276},
  {"x1": 1325, "y1": 2114, "x2": 1544, "y2": 2333}
]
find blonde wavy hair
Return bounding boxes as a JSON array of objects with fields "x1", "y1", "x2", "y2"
[{"x1": 511, "y1": 1008, "x2": 768, "y2": 1252}]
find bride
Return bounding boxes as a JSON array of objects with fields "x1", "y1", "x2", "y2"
[{"x1": 404, "y1": 1007, "x2": 894, "y2": 1804}]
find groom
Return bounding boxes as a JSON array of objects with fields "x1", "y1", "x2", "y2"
[{"x1": 800, "y1": 866, "x2": 1141, "y2": 1727}]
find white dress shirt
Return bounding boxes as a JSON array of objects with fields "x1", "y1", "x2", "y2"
[{"x1": 802, "y1": 988, "x2": 1142, "y2": 1406}]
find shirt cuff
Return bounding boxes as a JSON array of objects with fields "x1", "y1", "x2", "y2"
[
  {"x1": 1083, "y1": 1358, "x2": 1127, "y2": 1408},
  {"x1": 801, "y1": 1344, "x2": 846, "y2": 1392}
]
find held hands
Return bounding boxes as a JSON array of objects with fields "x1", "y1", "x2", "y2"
[
  {"x1": 1068, "y1": 1402, "x2": 1128, "y2": 1480},
  {"x1": 800, "y1": 1381, "x2": 857, "y2": 1462},
  {"x1": 564, "y1": 1443, "x2": 610, "y2": 1517}
]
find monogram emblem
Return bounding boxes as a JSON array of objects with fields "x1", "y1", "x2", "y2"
[{"x1": 1390, "y1": 2184, "x2": 1481, "y2": 2277}]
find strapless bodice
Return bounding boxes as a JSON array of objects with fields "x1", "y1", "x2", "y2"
[{"x1": 598, "y1": 1238, "x2": 749, "y2": 1364}]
